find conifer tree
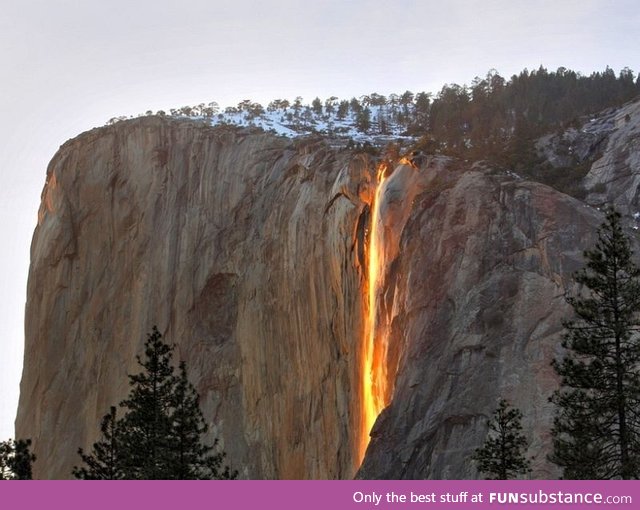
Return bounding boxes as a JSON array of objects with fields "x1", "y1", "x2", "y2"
[
  {"x1": 72, "y1": 407, "x2": 123, "y2": 479},
  {"x1": 472, "y1": 399, "x2": 531, "y2": 479},
  {"x1": 0, "y1": 438, "x2": 36, "y2": 480},
  {"x1": 356, "y1": 107, "x2": 371, "y2": 133},
  {"x1": 550, "y1": 208, "x2": 640, "y2": 479},
  {"x1": 74, "y1": 326, "x2": 236, "y2": 479},
  {"x1": 117, "y1": 327, "x2": 177, "y2": 479},
  {"x1": 170, "y1": 362, "x2": 235, "y2": 479}
]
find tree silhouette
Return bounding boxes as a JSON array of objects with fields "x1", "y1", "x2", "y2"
[
  {"x1": 0, "y1": 438, "x2": 36, "y2": 480},
  {"x1": 74, "y1": 326, "x2": 236, "y2": 479},
  {"x1": 550, "y1": 208, "x2": 640, "y2": 479},
  {"x1": 73, "y1": 407, "x2": 123, "y2": 479},
  {"x1": 472, "y1": 399, "x2": 531, "y2": 479}
]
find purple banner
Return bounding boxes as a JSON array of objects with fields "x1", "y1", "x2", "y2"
[{"x1": 0, "y1": 480, "x2": 637, "y2": 509}]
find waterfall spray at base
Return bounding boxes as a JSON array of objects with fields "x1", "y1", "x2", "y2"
[{"x1": 359, "y1": 162, "x2": 391, "y2": 464}]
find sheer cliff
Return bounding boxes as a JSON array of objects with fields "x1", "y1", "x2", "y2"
[
  {"x1": 18, "y1": 118, "x2": 371, "y2": 479},
  {"x1": 16, "y1": 103, "x2": 639, "y2": 478},
  {"x1": 357, "y1": 164, "x2": 602, "y2": 478}
]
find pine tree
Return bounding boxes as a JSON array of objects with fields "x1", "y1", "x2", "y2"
[
  {"x1": 0, "y1": 438, "x2": 36, "y2": 480},
  {"x1": 170, "y1": 362, "x2": 235, "y2": 479},
  {"x1": 72, "y1": 407, "x2": 123, "y2": 479},
  {"x1": 117, "y1": 327, "x2": 176, "y2": 479},
  {"x1": 550, "y1": 208, "x2": 640, "y2": 479},
  {"x1": 472, "y1": 399, "x2": 531, "y2": 479},
  {"x1": 311, "y1": 97, "x2": 323, "y2": 115},
  {"x1": 356, "y1": 107, "x2": 371, "y2": 133},
  {"x1": 73, "y1": 326, "x2": 236, "y2": 479},
  {"x1": 0, "y1": 441, "x2": 10, "y2": 479}
]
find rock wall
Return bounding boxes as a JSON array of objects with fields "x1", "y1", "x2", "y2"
[
  {"x1": 17, "y1": 118, "x2": 372, "y2": 479},
  {"x1": 20, "y1": 112, "x2": 636, "y2": 479},
  {"x1": 582, "y1": 99, "x2": 640, "y2": 214},
  {"x1": 358, "y1": 160, "x2": 604, "y2": 478},
  {"x1": 536, "y1": 97, "x2": 640, "y2": 216}
]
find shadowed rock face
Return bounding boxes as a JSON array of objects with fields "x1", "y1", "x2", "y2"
[
  {"x1": 534, "y1": 98, "x2": 640, "y2": 215},
  {"x1": 357, "y1": 164, "x2": 604, "y2": 479},
  {"x1": 19, "y1": 114, "x2": 630, "y2": 479},
  {"x1": 582, "y1": 99, "x2": 640, "y2": 214}
]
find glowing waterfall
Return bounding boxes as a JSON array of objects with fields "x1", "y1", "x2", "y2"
[{"x1": 359, "y1": 162, "x2": 391, "y2": 463}]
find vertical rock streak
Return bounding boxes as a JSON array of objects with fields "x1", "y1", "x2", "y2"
[{"x1": 360, "y1": 162, "x2": 390, "y2": 463}]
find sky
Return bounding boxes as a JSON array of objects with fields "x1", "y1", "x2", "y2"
[{"x1": 1, "y1": 0, "x2": 639, "y2": 439}]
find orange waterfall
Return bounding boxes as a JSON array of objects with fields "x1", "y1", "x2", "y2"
[{"x1": 359, "y1": 162, "x2": 391, "y2": 463}]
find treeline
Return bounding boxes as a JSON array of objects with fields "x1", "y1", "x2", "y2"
[
  {"x1": 0, "y1": 439, "x2": 35, "y2": 479},
  {"x1": 111, "y1": 66, "x2": 640, "y2": 159},
  {"x1": 422, "y1": 66, "x2": 639, "y2": 158}
]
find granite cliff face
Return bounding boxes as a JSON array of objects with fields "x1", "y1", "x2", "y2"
[
  {"x1": 17, "y1": 107, "x2": 638, "y2": 478},
  {"x1": 537, "y1": 98, "x2": 640, "y2": 215},
  {"x1": 582, "y1": 100, "x2": 640, "y2": 214},
  {"x1": 358, "y1": 163, "x2": 602, "y2": 478},
  {"x1": 18, "y1": 118, "x2": 371, "y2": 479}
]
